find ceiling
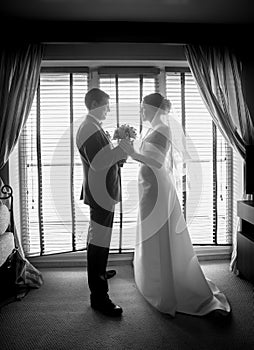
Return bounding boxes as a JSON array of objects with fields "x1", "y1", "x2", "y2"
[
  {"x1": 0, "y1": 0, "x2": 253, "y2": 23},
  {"x1": 0, "y1": 0, "x2": 252, "y2": 45}
]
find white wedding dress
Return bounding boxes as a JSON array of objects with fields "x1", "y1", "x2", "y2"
[{"x1": 133, "y1": 125, "x2": 231, "y2": 317}]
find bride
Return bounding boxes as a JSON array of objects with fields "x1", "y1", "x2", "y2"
[{"x1": 120, "y1": 92, "x2": 231, "y2": 317}]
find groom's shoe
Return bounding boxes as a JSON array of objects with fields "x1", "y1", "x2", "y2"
[
  {"x1": 105, "y1": 269, "x2": 116, "y2": 279},
  {"x1": 91, "y1": 295, "x2": 123, "y2": 317}
]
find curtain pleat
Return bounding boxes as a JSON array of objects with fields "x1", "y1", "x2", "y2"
[
  {"x1": 184, "y1": 44, "x2": 254, "y2": 273},
  {"x1": 0, "y1": 42, "x2": 44, "y2": 289},
  {"x1": 0, "y1": 43, "x2": 44, "y2": 168}
]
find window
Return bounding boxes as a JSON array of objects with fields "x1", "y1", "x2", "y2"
[
  {"x1": 19, "y1": 65, "x2": 234, "y2": 257},
  {"x1": 98, "y1": 67, "x2": 159, "y2": 251},
  {"x1": 19, "y1": 69, "x2": 89, "y2": 256},
  {"x1": 166, "y1": 69, "x2": 233, "y2": 245}
]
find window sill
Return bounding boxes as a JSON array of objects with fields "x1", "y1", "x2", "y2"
[{"x1": 27, "y1": 245, "x2": 232, "y2": 268}]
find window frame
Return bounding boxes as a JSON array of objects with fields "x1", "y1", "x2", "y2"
[{"x1": 16, "y1": 62, "x2": 235, "y2": 258}]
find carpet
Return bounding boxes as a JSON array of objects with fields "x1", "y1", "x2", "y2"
[{"x1": 0, "y1": 260, "x2": 253, "y2": 350}]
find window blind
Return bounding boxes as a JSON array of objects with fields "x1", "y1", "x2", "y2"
[
  {"x1": 20, "y1": 71, "x2": 89, "y2": 256},
  {"x1": 166, "y1": 70, "x2": 232, "y2": 245},
  {"x1": 99, "y1": 73, "x2": 158, "y2": 251},
  {"x1": 19, "y1": 66, "x2": 235, "y2": 257}
]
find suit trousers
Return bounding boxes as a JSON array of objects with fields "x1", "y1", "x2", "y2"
[{"x1": 87, "y1": 205, "x2": 115, "y2": 300}]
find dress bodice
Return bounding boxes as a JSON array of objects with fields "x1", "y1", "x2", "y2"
[{"x1": 140, "y1": 125, "x2": 172, "y2": 171}]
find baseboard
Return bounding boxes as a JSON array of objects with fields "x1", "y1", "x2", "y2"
[
  {"x1": 27, "y1": 246, "x2": 232, "y2": 268},
  {"x1": 194, "y1": 246, "x2": 232, "y2": 261}
]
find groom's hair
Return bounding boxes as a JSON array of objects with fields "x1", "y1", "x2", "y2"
[{"x1": 85, "y1": 88, "x2": 110, "y2": 110}]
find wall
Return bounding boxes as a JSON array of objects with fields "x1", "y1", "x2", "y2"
[
  {"x1": 1, "y1": 19, "x2": 251, "y2": 46},
  {"x1": 43, "y1": 42, "x2": 186, "y2": 61}
]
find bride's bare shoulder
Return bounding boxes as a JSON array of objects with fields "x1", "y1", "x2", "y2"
[
  {"x1": 146, "y1": 125, "x2": 171, "y2": 150},
  {"x1": 154, "y1": 124, "x2": 171, "y2": 140}
]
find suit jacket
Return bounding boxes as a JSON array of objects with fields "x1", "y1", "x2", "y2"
[{"x1": 76, "y1": 115, "x2": 125, "y2": 210}]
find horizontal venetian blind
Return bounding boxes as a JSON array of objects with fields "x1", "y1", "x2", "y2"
[
  {"x1": 99, "y1": 73, "x2": 158, "y2": 251},
  {"x1": 20, "y1": 66, "x2": 234, "y2": 257},
  {"x1": 166, "y1": 70, "x2": 232, "y2": 245},
  {"x1": 20, "y1": 71, "x2": 89, "y2": 256}
]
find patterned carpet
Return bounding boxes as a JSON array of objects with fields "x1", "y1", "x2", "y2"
[{"x1": 0, "y1": 260, "x2": 253, "y2": 350}]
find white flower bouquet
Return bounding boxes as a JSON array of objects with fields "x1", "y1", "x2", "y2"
[
  {"x1": 112, "y1": 124, "x2": 137, "y2": 166},
  {"x1": 113, "y1": 124, "x2": 137, "y2": 141}
]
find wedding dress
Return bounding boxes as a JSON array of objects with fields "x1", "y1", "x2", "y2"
[{"x1": 133, "y1": 123, "x2": 231, "y2": 317}]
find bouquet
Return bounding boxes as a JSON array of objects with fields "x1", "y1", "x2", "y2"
[
  {"x1": 113, "y1": 124, "x2": 137, "y2": 142},
  {"x1": 112, "y1": 124, "x2": 137, "y2": 166}
]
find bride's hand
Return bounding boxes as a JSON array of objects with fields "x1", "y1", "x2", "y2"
[{"x1": 118, "y1": 139, "x2": 135, "y2": 155}]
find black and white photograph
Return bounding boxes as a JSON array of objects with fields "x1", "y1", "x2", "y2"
[{"x1": 0, "y1": 1, "x2": 254, "y2": 349}]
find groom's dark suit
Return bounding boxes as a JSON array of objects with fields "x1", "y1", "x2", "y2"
[{"x1": 76, "y1": 114, "x2": 126, "y2": 301}]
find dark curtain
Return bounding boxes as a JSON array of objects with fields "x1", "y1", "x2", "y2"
[
  {"x1": 0, "y1": 43, "x2": 44, "y2": 288},
  {"x1": 184, "y1": 44, "x2": 254, "y2": 273},
  {"x1": 0, "y1": 43, "x2": 43, "y2": 168}
]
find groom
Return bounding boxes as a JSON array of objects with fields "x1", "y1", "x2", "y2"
[{"x1": 76, "y1": 88, "x2": 127, "y2": 317}]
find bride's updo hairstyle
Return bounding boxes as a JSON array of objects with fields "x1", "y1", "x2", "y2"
[{"x1": 143, "y1": 93, "x2": 171, "y2": 114}]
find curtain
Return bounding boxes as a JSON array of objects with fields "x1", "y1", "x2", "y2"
[
  {"x1": 0, "y1": 43, "x2": 44, "y2": 289},
  {"x1": 184, "y1": 44, "x2": 254, "y2": 273},
  {"x1": 0, "y1": 43, "x2": 43, "y2": 167}
]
